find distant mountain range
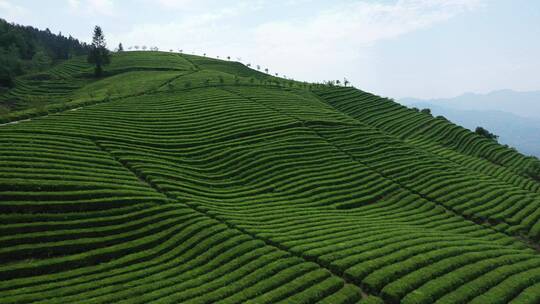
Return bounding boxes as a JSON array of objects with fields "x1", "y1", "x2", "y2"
[{"x1": 400, "y1": 90, "x2": 540, "y2": 158}]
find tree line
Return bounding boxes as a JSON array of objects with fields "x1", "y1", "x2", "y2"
[{"x1": 0, "y1": 18, "x2": 90, "y2": 88}]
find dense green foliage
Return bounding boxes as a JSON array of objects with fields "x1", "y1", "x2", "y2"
[
  {"x1": 87, "y1": 26, "x2": 110, "y2": 77},
  {"x1": 0, "y1": 19, "x2": 89, "y2": 88},
  {"x1": 475, "y1": 126, "x2": 499, "y2": 141},
  {"x1": 1, "y1": 51, "x2": 540, "y2": 303}
]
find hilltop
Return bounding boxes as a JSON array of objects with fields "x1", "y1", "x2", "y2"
[{"x1": 1, "y1": 51, "x2": 540, "y2": 303}]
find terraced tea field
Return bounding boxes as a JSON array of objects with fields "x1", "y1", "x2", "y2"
[{"x1": 1, "y1": 51, "x2": 540, "y2": 303}]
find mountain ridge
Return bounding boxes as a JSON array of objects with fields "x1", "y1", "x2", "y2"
[{"x1": 401, "y1": 89, "x2": 540, "y2": 119}]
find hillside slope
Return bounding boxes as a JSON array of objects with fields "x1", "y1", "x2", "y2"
[
  {"x1": 0, "y1": 18, "x2": 89, "y2": 89},
  {"x1": 400, "y1": 103, "x2": 540, "y2": 158},
  {"x1": 1, "y1": 51, "x2": 540, "y2": 303}
]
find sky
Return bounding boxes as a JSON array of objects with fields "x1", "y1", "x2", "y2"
[{"x1": 1, "y1": 0, "x2": 539, "y2": 99}]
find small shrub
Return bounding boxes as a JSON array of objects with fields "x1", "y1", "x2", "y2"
[
  {"x1": 436, "y1": 115, "x2": 448, "y2": 121},
  {"x1": 475, "y1": 126, "x2": 498, "y2": 141}
]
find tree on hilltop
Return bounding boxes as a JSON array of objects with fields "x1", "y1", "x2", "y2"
[
  {"x1": 420, "y1": 108, "x2": 431, "y2": 115},
  {"x1": 117, "y1": 43, "x2": 124, "y2": 52},
  {"x1": 475, "y1": 126, "x2": 498, "y2": 141},
  {"x1": 87, "y1": 25, "x2": 110, "y2": 77}
]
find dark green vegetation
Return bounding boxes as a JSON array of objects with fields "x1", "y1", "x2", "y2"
[
  {"x1": 87, "y1": 26, "x2": 110, "y2": 77},
  {"x1": 2, "y1": 50, "x2": 540, "y2": 303},
  {"x1": 475, "y1": 126, "x2": 499, "y2": 141},
  {"x1": 0, "y1": 19, "x2": 88, "y2": 89}
]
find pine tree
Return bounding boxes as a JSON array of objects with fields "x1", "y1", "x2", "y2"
[{"x1": 87, "y1": 26, "x2": 110, "y2": 77}]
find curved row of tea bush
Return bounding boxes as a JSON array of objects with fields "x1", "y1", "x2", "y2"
[
  {"x1": 0, "y1": 128, "x2": 364, "y2": 303},
  {"x1": 2, "y1": 51, "x2": 540, "y2": 303},
  {"x1": 225, "y1": 86, "x2": 540, "y2": 238},
  {"x1": 1, "y1": 51, "x2": 194, "y2": 114},
  {"x1": 314, "y1": 87, "x2": 540, "y2": 183},
  {"x1": 5, "y1": 83, "x2": 537, "y2": 303}
]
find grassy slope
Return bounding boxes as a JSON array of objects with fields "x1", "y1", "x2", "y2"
[{"x1": 1, "y1": 51, "x2": 540, "y2": 303}]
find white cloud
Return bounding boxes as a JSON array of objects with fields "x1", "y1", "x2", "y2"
[
  {"x1": 153, "y1": 0, "x2": 264, "y2": 13},
  {"x1": 88, "y1": 0, "x2": 114, "y2": 15},
  {"x1": 67, "y1": 0, "x2": 80, "y2": 9},
  {"x1": 111, "y1": 2, "x2": 261, "y2": 51},
  {"x1": 110, "y1": 0, "x2": 482, "y2": 89},
  {"x1": 155, "y1": 0, "x2": 199, "y2": 10},
  {"x1": 66, "y1": 0, "x2": 114, "y2": 16},
  {"x1": 254, "y1": 0, "x2": 482, "y2": 52},
  {"x1": 0, "y1": 0, "x2": 28, "y2": 22},
  {"x1": 246, "y1": 0, "x2": 482, "y2": 83}
]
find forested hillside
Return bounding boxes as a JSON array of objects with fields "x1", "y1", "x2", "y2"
[
  {"x1": 1, "y1": 50, "x2": 540, "y2": 303},
  {"x1": 0, "y1": 19, "x2": 89, "y2": 89}
]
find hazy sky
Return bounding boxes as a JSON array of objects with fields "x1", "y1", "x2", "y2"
[{"x1": 1, "y1": 0, "x2": 539, "y2": 99}]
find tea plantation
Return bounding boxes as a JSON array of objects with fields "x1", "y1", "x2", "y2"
[{"x1": 1, "y1": 51, "x2": 540, "y2": 303}]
